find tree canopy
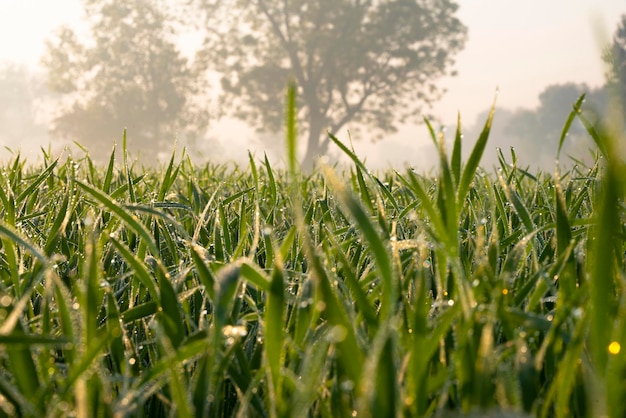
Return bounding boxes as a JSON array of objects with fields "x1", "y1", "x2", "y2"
[
  {"x1": 42, "y1": 0, "x2": 208, "y2": 163},
  {"x1": 198, "y1": 0, "x2": 466, "y2": 168}
]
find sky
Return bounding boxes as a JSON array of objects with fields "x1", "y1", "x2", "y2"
[
  {"x1": 433, "y1": 0, "x2": 625, "y2": 123},
  {"x1": 0, "y1": 0, "x2": 625, "y2": 167}
]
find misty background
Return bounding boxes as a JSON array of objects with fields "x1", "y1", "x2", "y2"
[{"x1": 1, "y1": 0, "x2": 625, "y2": 171}]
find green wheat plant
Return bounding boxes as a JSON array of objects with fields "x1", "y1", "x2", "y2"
[{"x1": 0, "y1": 88, "x2": 624, "y2": 417}]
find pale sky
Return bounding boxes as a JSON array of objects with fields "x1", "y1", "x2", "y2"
[
  {"x1": 432, "y1": 0, "x2": 625, "y2": 124},
  {"x1": 0, "y1": 0, "x2": 625, "y2": 166}
]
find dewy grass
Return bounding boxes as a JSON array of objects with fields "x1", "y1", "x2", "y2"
[{"x1": 0, "y1": 93, "x2": 624, "y2": 417}]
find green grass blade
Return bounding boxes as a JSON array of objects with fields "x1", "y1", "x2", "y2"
[
  {"x1": 498, "y1": 175, "x2": 535, "y2": 235},
  {"x1": 588, "y1": 145, "x2": 621, "y2": 374},
  {"x1": 122, "y1": 129, "x2": 136, "y2": 203},
  {"x1": 120, "y1": 301, "x2": 159, "y2": 323},
  {"x1": 15, "y1": 159, "x2": 58, "y2": 204},
  {"x1": 324, "y1": 225, "x2": 378, "y2": 330},
  {"x1": 286, "y1": 81, "x2": 297, "y2": 175},
  {"x1": 451, "y1": 113, "x2": 463, "y2": 185},
  {"x1": 109, "y1": 236, "x2": 159, "y2": 300},
  {"x1": 61, "y1": 330, "x2": 113, "y2": 395},
  {"x1": 190, "y1": 244, "x2": 217, "y2": 300},
  {"x1": 5, "y1": 327, "x2": 42, "y2": 412},
  {"x1": 43, "y1": 187, "x2": 72, "y2": 256},
  {"x1": 557, "y1": 94, "x2": 586, "y2": 159},
  {"x1": 457, "y1": 100, "x2": 496, "y2": 205},
  {"x1": 214, "y1": 262, "x2": 241, "y2": 330},
  {"x1": 157, "y1": 149, "x2": 179, "y2": 201},
  {"x1": 403, "y1": 170, "x2": 448, "y2": 244},
  {"x1": 358, "y1": 326, "x2": 398, "y2": 418},
  {"x1": 0, "y1": 222, "x2": 49, "y2": 265},
  {"x1": 323, "y1": 166, "x2": 396, "y2": 320},
  {"x1": 82, "y1": 231, "x2": 102, "y2": 345},
  {"x1": 264, "y1": 153, "x2": 278, "y2": 211},
  {"x1": 305, "y1": 241, "x2": 364, "y2": 384},
  {"x1": 102, "y1": 144, "x2": 116, "y2": 194},
  {"x1": 157, "y1": 268, "x2": 185, "y2": 348},
  {"x1": 328, "y1": 132, "x2": 370, "y2": 175},
  {"x1": 264, "y1": 236, "x2": 286, "y2": 414},
  {"x1": 76, "y1": 179, "x2": 158, "y2": 255},
  {"x1": 105, "y1": 291, "x2": 125, "y2": 375},
  {"x1": 240, "y1": 262, "x2": 271, "y2": 291},
  {"x1": 0, "y1": 172, "x2": 16, "y2": 226}
]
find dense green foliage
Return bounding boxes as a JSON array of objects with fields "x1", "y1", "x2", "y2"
[{"x1": 0, "y1": 99, "x2": 625, "y2": 417}]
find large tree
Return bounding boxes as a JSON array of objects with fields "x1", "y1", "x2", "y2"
[
  {"x1": 42, "y1": 0, "x2": 208, "y2": 163},
  {"x1": 198, "y1": 0, "x2": 466, "y2": 168}
]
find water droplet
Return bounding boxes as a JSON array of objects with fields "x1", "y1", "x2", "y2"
[
  {"x1": 0, "y1": 295, "x2": 12, "y2": 307},
  {"x1": 328, "y1": 325, "x2": 347, "y2": 342},
  {"x1": 340, "y1": 380, "x2": 354, "y2": 391},
  {"x1": 223, "y1": 324, "x2": 248, "y2": 338}
]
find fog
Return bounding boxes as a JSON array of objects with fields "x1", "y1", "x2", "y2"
[{"x1": 1, "y1": 0, "x2": 625, "y2": 171}]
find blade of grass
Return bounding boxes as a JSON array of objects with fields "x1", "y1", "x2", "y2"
[
  {"x1": 323, "y1": 165, "x2": 396, "y2": 320},
  {"x1": 557, "y1": 94, "x2": 586, "y2": 159},
  {"x1": 264, "y1": 234, "x2": 286, "y2": 416},
  {"x1": 15, "y1": 159, "x2": 58, "y2": 204},
  {"x1": 457, "y1": 99, "x2": 496, "y2": 205},
  {"x1": 286, "y1": 81, "x2": 297, "y2": 175},
  {"x1": 451, "y1": 113, "x2": 463, "y2": 186},
  {"x1": 76, "y1": 179, "x2": 158, "y2": 255},
  {"x1": 102, "y1": 144, "x2": 116, "y2": 194},
  {"x1": 109, "y1": 236, "x2": 159, "y2": 300},
  {"x1": 122, "y1": 129, "x2": 136, "y2": 203}
]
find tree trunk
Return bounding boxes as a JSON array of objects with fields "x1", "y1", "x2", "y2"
[{"x1": 301, "y1": 116, "x2": 328, "y2": 172}]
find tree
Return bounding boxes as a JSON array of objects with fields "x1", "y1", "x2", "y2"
[
  {"x1": 42, "y1": 0, "x2": 208, "y2": 163},
  {"x1": 198, "y1": 0, "x2": 466, "y2": 168}
]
